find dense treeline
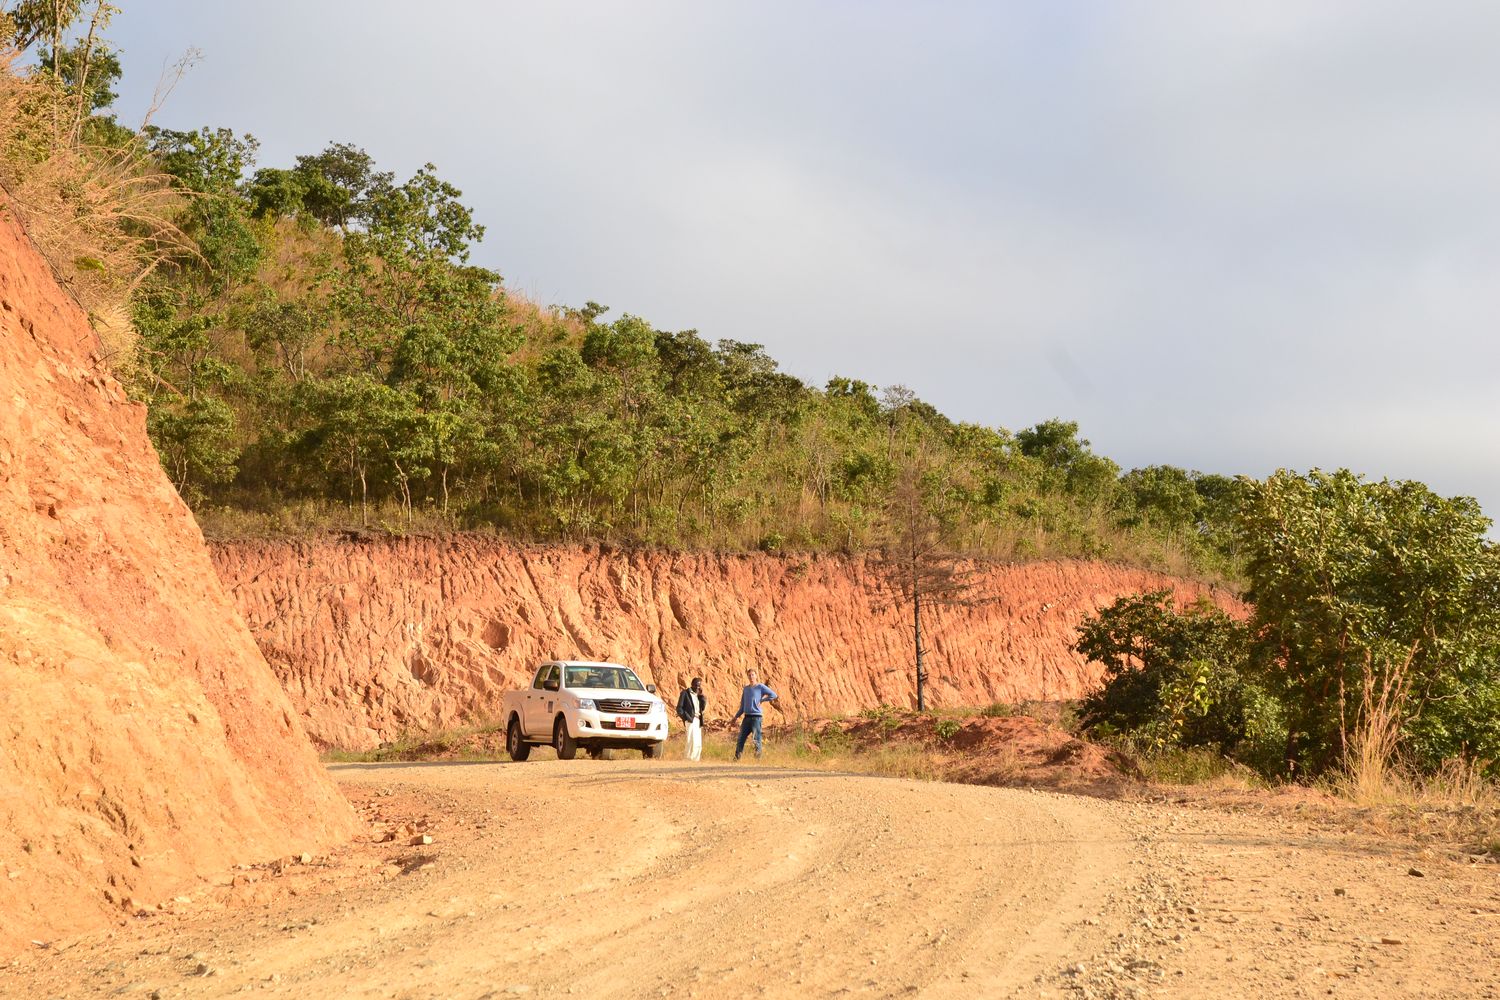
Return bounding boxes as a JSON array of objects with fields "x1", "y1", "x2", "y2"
[
  {"x1": 0, "y1": 5, "x2": 1249, "y2": 571},
  {"x1": 123, "y1": 124, "x2": 1247, "y2": 569}
]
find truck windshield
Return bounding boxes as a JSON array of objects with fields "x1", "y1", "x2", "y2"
[{"x1": 564, "y1": 665, "x2": 645, "y2": 691}]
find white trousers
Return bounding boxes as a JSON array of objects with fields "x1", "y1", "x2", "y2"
[{"x1": 685, "y1": 719, "x2": 703, "y2": 761}]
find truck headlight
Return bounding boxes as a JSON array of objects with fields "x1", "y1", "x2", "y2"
[{"x1": 577, "y1": 699, "x2": 596, "y2": 710}]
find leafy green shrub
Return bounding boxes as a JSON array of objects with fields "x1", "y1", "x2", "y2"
[
  {"x1": 1134, "y1": 746, "x2": 1261, "y2": 786},
  {"x1": 1075, "y1": 590, "x2": 1284, "y2": 769},
  {"x1": 934, "y1": 719, "x2": 961, "y2": 741},
  {"x1": 814, "y1": 725, "x2": 856, "y2": 754},
  {"x1": 859, "y1": 703, "x2": 903, "y2": 733}
]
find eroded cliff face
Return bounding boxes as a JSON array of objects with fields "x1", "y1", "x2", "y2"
[
  {"x1": 0, "y1": 201, "x2": 356, "y2": 954},
  {"x1": 211, "y1": 536, "x2": 1242, "y2": 749}
]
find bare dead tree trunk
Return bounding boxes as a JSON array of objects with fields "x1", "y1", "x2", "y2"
[
  {"x1": 913, "y1": 582, "x2": 926, "y2": 712},
  {"x1": 71, "y1": 1, "x2": 108, "y2": 144}
]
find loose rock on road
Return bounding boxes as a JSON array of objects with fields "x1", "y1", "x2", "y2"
[{"x1": 7, "y1": 760, "x2": 1496, "y2": 999}]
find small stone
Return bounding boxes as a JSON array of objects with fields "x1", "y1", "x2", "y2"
[
  {"x1": 1380, "y1": 936, "x2": 1403, "y2": 946},
  {"x1": 410, "y1": 834, "x2": 433, "y2": 847},
  {"x1": 1407, "y1": 867, "x2": 1424, "y2": 878},
  {"x1": 1334, "y1": 887, "x2": 1346, "y2": 896},
  {"x1": 298, "y1": 852, "x2": 313, "y2": 864},
  {"x1": 194, "y1": 962, "x2": 216, "y2": 976}
]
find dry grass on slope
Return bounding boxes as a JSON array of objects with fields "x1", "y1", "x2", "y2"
[{"x1": 0, "y1": 52, "x2": 189, "y2": 369}]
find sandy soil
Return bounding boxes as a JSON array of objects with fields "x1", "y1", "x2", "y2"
[{"x1": 6, "y1": 760, "x2": 1497, "y2": 1000}]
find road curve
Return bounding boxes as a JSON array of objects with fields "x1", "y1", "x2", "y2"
[
  {"x1": 9, "y1": 759, "x2": 1497, "y2": 999},
  {"x1": 324, "y1": 759, "x2": 1128, "y2": 999}
]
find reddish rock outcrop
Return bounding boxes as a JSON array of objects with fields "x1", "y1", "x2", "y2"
[
  {"x1": 0, "y1": 201, "x2": 355, "y2": 954},
  {"x1": 211, "y1": 536, "x2": 1242, "y2": 749}
]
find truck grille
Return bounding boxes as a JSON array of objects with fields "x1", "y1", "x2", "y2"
[{"x1": 597, "y1": 698, "x2": 652, "y2": 713}]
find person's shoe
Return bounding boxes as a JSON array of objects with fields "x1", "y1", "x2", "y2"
[{"x1": 733, "y1": 754, "x2": 741, "y2": 762}]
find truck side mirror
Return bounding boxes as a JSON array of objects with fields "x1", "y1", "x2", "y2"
[
  {"x1": 543, "y1": 679, "x2": 560, "y2": 692},
  {"x1": 646, "y1": 683, "x2": 657, "y2": 694}
]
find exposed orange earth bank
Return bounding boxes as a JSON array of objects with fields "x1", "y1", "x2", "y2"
[
  {"x1": 210, "y1": 536, "x2": 1242, "y2": 749},
  {"x1": 0, "y1": 199, "x2": 355, "y2": 955}
]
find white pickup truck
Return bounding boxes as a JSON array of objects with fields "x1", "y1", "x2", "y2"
[{"x1": 502, "y1": 660, "x2": 670, "y2": 761}]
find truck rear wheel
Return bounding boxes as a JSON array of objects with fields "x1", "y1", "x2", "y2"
[
  {"x1": 506, "y1": 717, "x2": 531, "y2": 762},
  {"x1": 642, "y1": 741, "x2": 665, "y2": 760},
  {"x1": 553, "y1": 716, "x2": 578, "y2": 760}
]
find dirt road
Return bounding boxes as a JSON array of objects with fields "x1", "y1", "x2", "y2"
[{"x1": 6, "y1": 760, "x2": 1497, "y2": 999}]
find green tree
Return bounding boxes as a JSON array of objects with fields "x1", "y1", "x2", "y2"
[
  {"x1": 1075, "y1": 590, "x2": 1271, "y2": 758},
  {"x1": 328, "y1": 163, "x2": 519, "y2": 516},
  {"x1": 245, "y1": 166, "x2": 307, "y2": 219},
  {"x1": 294, "y1": 374, "x2": 410, "y2": 525},
  {"x1": 1016, "y1": 418, "x2": 1119, "y2": 504},
  {"x1": 7, "y1": 0, "x2": 86, "y2": 49},
  {"x1": 147, "y1": 394, "x2": 238, "y2": 502},
  {"x1": 292, "y1": 142, "x2": 392, "y2": 229},
  {"x1": 35, "y1": 37, "x2": 120, "y2": 112},
  {"x1": 146, "y1": 126, "x2": 265, "y2": 289},
  {"x1": 1237, "y1": 469, "x2": 1500, "y2": 773}
]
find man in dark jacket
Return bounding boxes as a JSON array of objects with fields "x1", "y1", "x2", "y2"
[{"x1": 676, "y1": 677, "x2": 706, "y2": 761}]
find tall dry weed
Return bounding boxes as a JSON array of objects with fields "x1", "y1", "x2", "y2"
[
  {"x1": 0, "y1": 51, "x2": 190, "y2": 368},
  {"x1": 1337, "y1": 645, "x2": 1415, "y2": 805},
  {"x1": 1328, "y1": 646, "x2": 1500, "y2": 852}
]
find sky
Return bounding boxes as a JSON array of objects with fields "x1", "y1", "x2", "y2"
[{"x1": 105, "y1": 1, "x2": 1500, "y2": 520}]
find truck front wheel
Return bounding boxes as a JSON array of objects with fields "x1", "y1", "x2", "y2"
[
  {"x1": 642, "y1": 741, "x2": 665, "y2": 760},
  {"x1": 506, "y1": 716, "x2": 531, "y2": 762},
  {"x1": 553, "y1": 716, "x2": 578, "y2": 761}
]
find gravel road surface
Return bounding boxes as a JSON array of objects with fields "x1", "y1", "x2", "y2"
[{"x1": 7, "y1": 760, "x2": 1496, "y2": 999}]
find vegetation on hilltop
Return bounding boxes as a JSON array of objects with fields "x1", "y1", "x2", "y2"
[{"x1": 2, "y1": 4, "x2": 1251, "y2": 573}]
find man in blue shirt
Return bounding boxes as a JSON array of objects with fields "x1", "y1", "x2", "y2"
[{"x1": 729, "y1": 668, "x2": 781, "y2": 761}]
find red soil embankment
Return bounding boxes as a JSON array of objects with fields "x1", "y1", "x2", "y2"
[
  {"x1": 0, "y1": 201, "x2": 355, "y2": 954},
  {"x1": 210, "y1": 536, "x2": 1242, "y2": 749}
]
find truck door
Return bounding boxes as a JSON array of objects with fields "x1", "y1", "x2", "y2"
[{"x1": 526, "y1": 664, "x2": 558, "y2": 734}]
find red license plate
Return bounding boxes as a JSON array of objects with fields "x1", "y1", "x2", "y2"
[{"x1": 615, "y1": 716, "x2": 636, "y2": 729}]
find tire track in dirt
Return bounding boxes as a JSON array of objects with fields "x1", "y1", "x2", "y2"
[{"x1": 7, "y1": 761, "x2": 1495, "y2": 1000}]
